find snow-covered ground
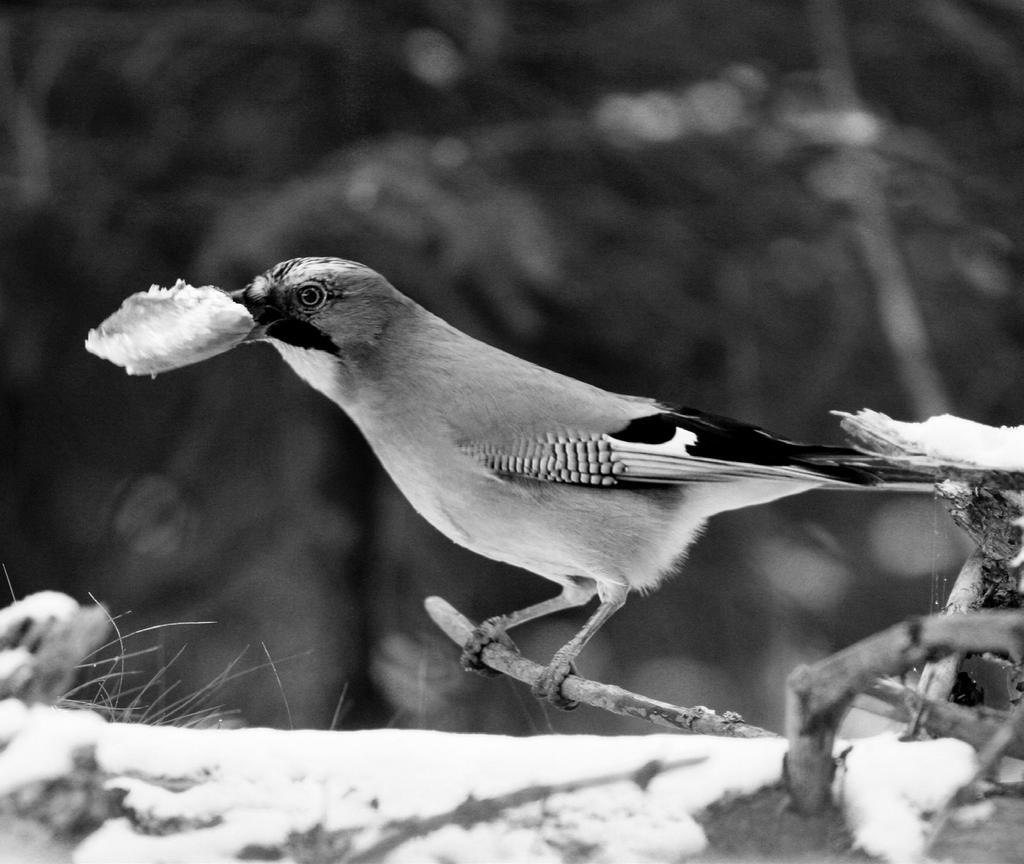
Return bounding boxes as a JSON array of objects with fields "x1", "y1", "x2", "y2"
[{"x1": 0, "y1": 696, "x2": 985, "y2": 864}]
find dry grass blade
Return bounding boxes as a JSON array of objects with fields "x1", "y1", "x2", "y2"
[{"x1": 262, "y1": 641, "x2": 295, "y2": 731}]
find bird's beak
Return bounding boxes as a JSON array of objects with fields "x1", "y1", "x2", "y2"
[{"x1": 228, "y1": 286, "x2": 282, "y2": 342}]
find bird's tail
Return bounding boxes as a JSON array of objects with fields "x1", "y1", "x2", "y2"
[
  {"x1": 641, "y1": 407, "x2": 940, "y2": 491},
  {"x1": 794, "y1": 448, "x2": 938, "y2": 492}
]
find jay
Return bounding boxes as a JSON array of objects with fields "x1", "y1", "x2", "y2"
[{"x1": 231, "y1": 256, "x2": 931, "y2": 707}]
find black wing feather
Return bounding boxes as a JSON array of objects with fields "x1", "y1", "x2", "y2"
[{"x1": 614, "y1": 407, "x2": 930, "y2": 486}]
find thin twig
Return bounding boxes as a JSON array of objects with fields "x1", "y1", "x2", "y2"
[{"x1": 424, "y1": 596, "x2": 776, "y2": 739}]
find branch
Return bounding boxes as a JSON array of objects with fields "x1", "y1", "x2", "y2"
[
  {"x1": 926, "y1": 697, "x2": 1024, "y2": 855},
  {"x1": 837, "y1": 410, "x2": 1024, "y2": 494},
  {"x1": 808, "y1": 0, "x2": 951, "y2": 417},
  {"x1": 917, "y1": 549, "x2": 986, "y2": 703},
  {"x1": 863, "y1": 678, "x2": 1024, "y2": 760},
  {"x1": 785, "y1": 610, "x2": 1024, "y2": 814},
  {"x1": 838, "y1": 412, "x2": 1024, "y2": 703},
  {"x1": 936, "y1": 481, "x2": 1024, "y2": 563},
  {"x1": 424, "y1": 596, "x2": 776, "y2": 739},
  {"x1": 0, "y1": 22, "x2": 52, "y2": 205}
]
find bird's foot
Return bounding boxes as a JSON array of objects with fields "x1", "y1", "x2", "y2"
[
  {"x1": 461, "y1": 617, "x2": 517, "y2": 678},
  {"x1": 531, "y1": 652, "x2": 579, "y2": 710}
]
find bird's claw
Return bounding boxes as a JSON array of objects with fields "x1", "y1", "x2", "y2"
[
  {"x1": 460, "y1": 617, "x2": 516, "y2": 678},
  {"x1": 531, "y1": 653, "x2": 579, "y2": 710}
]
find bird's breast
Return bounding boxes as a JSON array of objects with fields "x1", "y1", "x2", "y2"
[{"x1": 359, "y1": 422, "x2": 702, "y2": 589}]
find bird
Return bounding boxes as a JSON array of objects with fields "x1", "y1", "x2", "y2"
[{"x1": 230, "y1": 256, "x2": 934, "y2": 708}]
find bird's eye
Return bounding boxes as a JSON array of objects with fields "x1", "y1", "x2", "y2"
[{"x1": 296, "y1": 285, "x2": 327, "y2": 310}]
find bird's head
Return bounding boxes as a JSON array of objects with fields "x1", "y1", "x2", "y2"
[{"x1": 231, "y1": 257, "x2": 411, "y2": 359}]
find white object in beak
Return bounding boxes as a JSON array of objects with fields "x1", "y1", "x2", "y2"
[{"x1": 85, "y1": 281, "x2": 254, "y2": 376}]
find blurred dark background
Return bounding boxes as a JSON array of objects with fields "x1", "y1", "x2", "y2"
[{"x1": 1, "y1": 0, "x2": 1021, "y2": 735}]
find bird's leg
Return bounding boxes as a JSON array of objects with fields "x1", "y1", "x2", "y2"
[
  {"x1": 532, "y1": 581, "x2": 628, "y2": 710},
  {"x1": 461, "y1": 579, "x2": 596, "y2": 677}
]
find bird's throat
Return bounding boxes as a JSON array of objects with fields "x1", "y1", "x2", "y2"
[{"x1": 269, "y1": 338, "x2": 351, "y2": 407}]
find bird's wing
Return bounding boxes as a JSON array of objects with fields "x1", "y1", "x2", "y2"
[{"x1": 460, "y1": 406, "x2": 934, "y2": 489}]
